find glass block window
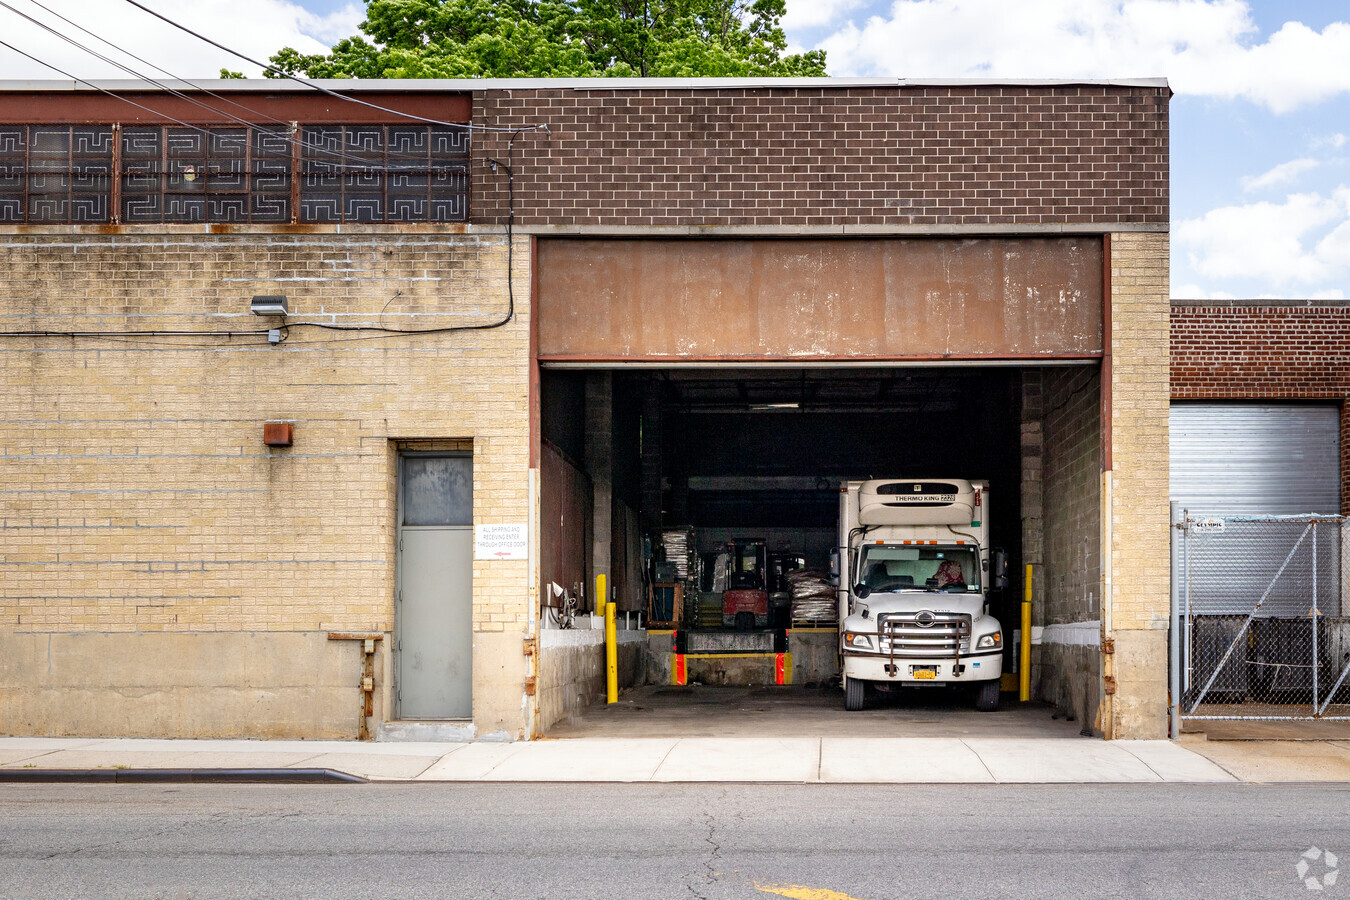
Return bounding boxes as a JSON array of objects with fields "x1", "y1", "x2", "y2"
[
  {"x1": 0, "y1": 126, "x2": 114, "y2": 223},
  {"x1": 0, "y1": 123, "x2": 469, "y2": 224},
  {"x1": 300, "y1": 125, "x2": 469, "y2": 224},
  {"x1": 121, "y1": 126, "x2": 292, "y2": 224}
]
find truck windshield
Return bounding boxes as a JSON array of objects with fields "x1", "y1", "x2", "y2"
[{"x1": 857, "y1": 545, "x2": 980, "y2": 593}]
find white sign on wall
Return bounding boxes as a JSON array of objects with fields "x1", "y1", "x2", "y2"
[{"x1": 474, "y1": 523, "x2": 529, "y2": 560}]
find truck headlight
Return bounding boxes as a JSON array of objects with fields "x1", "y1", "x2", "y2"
[
  {"x1": 843, "y1": 632, "x2": 875, "y2": 651},
  {"x1": 976, "y1": 633, "x2": 1002, "y2": 650}
]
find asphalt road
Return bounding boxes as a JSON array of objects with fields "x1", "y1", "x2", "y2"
[{"x1": 1, "y1": 782, "x2": 1347, "y2": 899}]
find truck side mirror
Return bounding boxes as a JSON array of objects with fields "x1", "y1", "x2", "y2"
[
  {"x1": 828, "y1": 548, "x2": 841, "y2": 587},
  {"x1": 991, "y1": 549, "x2": 1008, "y2": 591},
  {"x1": 853, "y1": 583, "x2": 871, "y2": 600}
]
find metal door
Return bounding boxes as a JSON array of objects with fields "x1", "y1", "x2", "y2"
[
  {"x1": 1170, "y1": 403, "x2": 1340, "y2": 515},
  {"x1": 397, "y1": 454, "x2": 473, "y2": 719}
]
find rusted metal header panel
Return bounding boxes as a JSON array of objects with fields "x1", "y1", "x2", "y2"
[
  {"x1": 0, "y1": 92, "x2": 471, "y2": 125},
  {"x1": 537, "y1": 238, "x2": 1103, "y2": 361}
]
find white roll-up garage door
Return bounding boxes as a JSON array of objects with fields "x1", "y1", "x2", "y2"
[{"x1": 1170, "y1": 403, "x2": 1341, "y2": 515}]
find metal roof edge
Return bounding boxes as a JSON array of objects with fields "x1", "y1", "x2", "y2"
[{"x1": 0, "y1": 76, "x2": 1171, "y2": 93}]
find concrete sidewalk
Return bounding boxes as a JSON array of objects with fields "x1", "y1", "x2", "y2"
[{"x1": 0, "y1": 735, "x2": 1271, "y2": 784}]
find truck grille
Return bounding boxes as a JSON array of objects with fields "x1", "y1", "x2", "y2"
[{"x1": 877, "y1": 612, "x2": 971, "y2": 657}]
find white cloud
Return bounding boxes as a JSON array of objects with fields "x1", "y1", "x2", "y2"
[
  {"x1": 783, "y1": 0, "x2": 867, "y2": 31},
  {"x1": 1312, "y1": 133, "x2": 1347, "y2": 150},
  {"x1": 1172, "y1": 284, "x2": 1238, "y2": 300},
  {"x1": 1241, "y1": 157, "x2": 1318, "y2": 192},
  {"x1": 1174, "y1": 188, "x2": 1350, "y2": 287},
  {"x1": 819, "y1": 0, "x2": 1350, "y2": 113},
  {"x1": 295, "y1": 4, "x2": 364, "y2": 45},
  {"x1": 0, "y1": 0, "x2": 364, "y2": 80},
  {"x1": 1316, "y1": 212, "x2": 1350, "y2": 270}
]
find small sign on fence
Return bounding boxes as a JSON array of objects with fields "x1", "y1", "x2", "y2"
[{"x1": 1191, "y1": 516, "x2": 1226, "y2": 534}]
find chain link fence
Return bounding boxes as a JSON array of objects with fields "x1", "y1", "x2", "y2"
[{"x1": 1171, "y1": 509, "x2": 1350, "y2": 730}]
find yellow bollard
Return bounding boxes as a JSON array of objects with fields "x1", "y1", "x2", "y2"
[
  {"x1": 605, "y1": 601, "x2": 618, "y2": 704},
  {"x1": 1020, "y1": 564, "x2": 1032, "y2": 702}
]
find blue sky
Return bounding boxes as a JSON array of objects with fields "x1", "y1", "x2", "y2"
[{"x1": 1, "y1": 0, "x2": 1346, "y2": 300}]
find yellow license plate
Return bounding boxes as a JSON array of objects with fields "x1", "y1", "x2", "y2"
[{"x1": 912, "y1": 669, "x2": 937, "y2": 680}]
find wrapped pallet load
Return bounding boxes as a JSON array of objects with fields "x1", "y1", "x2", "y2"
[
  {"x1": 787, "y1": 568, "x2": 836, "y2": 624},
  {"x1": 659, "y1": 527, "x2": 701, "y2": 624},
  {"x1": 660, "y1": 528, "x2": 695, "y2": 581}
]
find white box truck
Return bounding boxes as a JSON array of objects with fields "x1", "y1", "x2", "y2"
[{"x1": 833, "y1": 479, "x2": 1007, "y2": 711}]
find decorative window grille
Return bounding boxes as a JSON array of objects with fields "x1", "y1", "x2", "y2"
[
  {"x1": 0, "y1": 126, "x2": 115, "y2": 223},
  {"x1": 300, "y1": 125, "x2": 470, "y2": 223},
  {"x1": 121, "y1": 126, "x2": 292, "y2": 224},
  {"x1": 0, "y1": 123, "x2": 469, "y2": 224}
]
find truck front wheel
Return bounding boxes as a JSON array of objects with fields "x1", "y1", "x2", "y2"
[
  {"x1": 845, "y1": 676, "x2": 866, "y2": 711},
  {"x1": 975, "y1": 679, "x2": 1000, "y2": 712}
]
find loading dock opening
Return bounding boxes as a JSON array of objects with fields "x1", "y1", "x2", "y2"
[{"x1": 539, "y1": 363, "x2": 1105, "y2": 735}]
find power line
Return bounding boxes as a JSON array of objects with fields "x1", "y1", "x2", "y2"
[
  {"x1": 19, "y1": 0, "x2": 292, "y2": 127},
  {"x1": 0, "y1": 34, "x2": 457, "y2": 182},
  {"x1": 0, "y1": 36, "x2": 233, "y2": 129},
  {"x1": 118, "y1": 0, "x2": 549, "y2": 136},
  {"x1": 0, "y1": 312, "x2": 523, "y2": 342},
  {"x1": 0, "y1": 7, "x2": 525, "y2": 335},
  {"x1": 1, "y1": 0, "x2": 464, "y2": 170}
]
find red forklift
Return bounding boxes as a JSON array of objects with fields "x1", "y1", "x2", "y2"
[{"x1": 722, "y1": 537, "x2": 769, "y2": 631}]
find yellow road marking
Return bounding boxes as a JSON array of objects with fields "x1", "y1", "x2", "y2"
[{"x1": 754, "y1": 883, "x2": 870, "y2": 900}]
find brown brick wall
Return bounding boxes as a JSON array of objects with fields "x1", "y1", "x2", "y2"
[
  {"x1": 1171, "y1": 304, "x2": 1350, "y2": 513},
  {"x1": 472, "y1": 85, "x2": 1169, "y2": 229}
]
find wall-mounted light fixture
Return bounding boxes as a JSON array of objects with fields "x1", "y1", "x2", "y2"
[{"x1": 250, "y1": 294, "x2": 288, "y2": 316}]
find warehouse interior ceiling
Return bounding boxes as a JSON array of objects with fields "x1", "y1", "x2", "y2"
[
  {"x1": 644, "y1": 367, "x2": 1023, "y2": 535},
  {"x1": 658, "y1": 367, "x2": 975, "y2": 413},
  {"x1": 541, "y1": 364, "x2": 1026, "y2": 566}
]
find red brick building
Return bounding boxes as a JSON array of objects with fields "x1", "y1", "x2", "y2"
[{"x1": 1171, "y1": 300, "x2": 1349, "y2": 514}]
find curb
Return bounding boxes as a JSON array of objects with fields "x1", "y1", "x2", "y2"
[{"x1": 0, "y1": 768, "x2": 366, "y2": 784}]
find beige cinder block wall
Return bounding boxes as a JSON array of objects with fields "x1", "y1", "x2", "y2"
[
  {"x1": 0, "y1": 226, "x2": 533, "y2": 740},
  {"x1": 1104, "y1": 231, "x2": 1171, "y2": 739},
  {"x1": 1039, "y1": 367, "x2": 1103, "y2": 731}
]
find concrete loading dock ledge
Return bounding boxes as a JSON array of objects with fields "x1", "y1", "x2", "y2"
[{"x1": 0, "y1": 77, "x2": 1171, "y2": 742}]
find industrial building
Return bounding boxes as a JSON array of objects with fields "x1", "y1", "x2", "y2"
[{"x1": 0, "y1": 77, "x2": 1173, "y2": 741}]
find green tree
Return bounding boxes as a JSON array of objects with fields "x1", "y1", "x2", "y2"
[{"x1": 267, "y1": 0, "x2": 826, "y2": 79}]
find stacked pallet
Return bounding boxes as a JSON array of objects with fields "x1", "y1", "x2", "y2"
[
  {"x1": 661, "y1": 528, "x2": 696, "y2": 582},
  {"x1": 787, "y1": 569, "x2": 836, "y2": 624},
  {"x1": 660, "y1": 528, "x2": 704, "y2": 626}
]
